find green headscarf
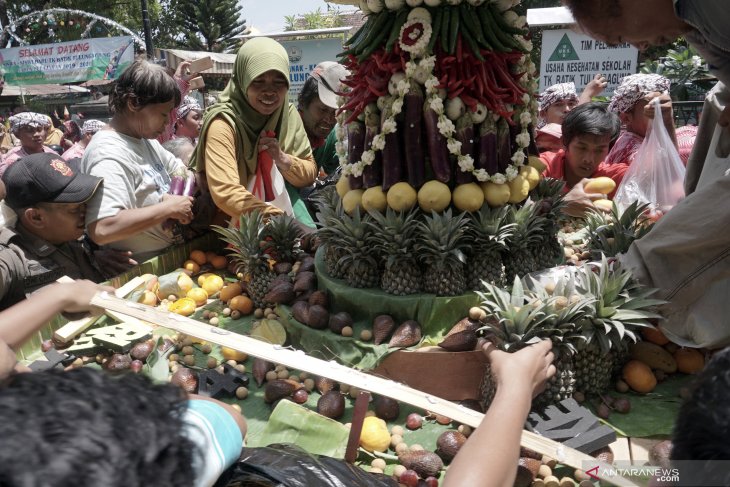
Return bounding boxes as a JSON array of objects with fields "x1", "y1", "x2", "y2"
[{"x1": 191, "y1": 37, "x2": 314, "y2": 226}]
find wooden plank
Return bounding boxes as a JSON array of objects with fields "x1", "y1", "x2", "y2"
[
  {"x1": 609, "y1": 436, "x2": 632, "y2": 465},
  {"x1": 629, "y1": 437, "x2": 663, "y2": 466},
  {"x1": 53, "y1": 276, "x2": 146, "y2": 343},
  {"x1": 89, "y1": 291, "x2": 638, "y2": 487}
]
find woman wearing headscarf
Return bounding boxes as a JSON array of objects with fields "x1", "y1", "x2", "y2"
[{"x1": 190, "y1": 38, "x2": 317, "y2": 227}]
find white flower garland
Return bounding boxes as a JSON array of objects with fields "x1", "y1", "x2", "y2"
[{"x1": 335, "y1": 16, "x2": 537, "y2": 183}]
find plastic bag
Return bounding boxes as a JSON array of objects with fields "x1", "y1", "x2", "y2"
[
  {"x1": 214, "y1": 443, "x2": 398, "y2": 487},
  {"x1": 613, "y1": 98, "x2": 686, "y2": 220}
]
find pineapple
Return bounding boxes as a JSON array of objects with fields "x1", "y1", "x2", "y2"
[
  {"x1": 585, "y1": 201, "x2": 654, "y2": 259},
  {"x1": 466, "y1": 205, "x2": 514, "y2": 290},
  {"x1": 572, "y1": 256, "x2": 664, "y2": 394},
  {"x1": 327, "y1": 210, "x2": 380, "y2": 289},
  {"x1": 262, "y1": 213, "x2": 302, "y2": 264},
  {"x1": 531, "y1": 178, "x2": 567, "y2": 270},
  {"x1": 415, "y1": 209, "x2": 469, "y2": 296},
  {"x1": 477, "y1": 277, "x2": 586, "y2": 411},
  {"x1": 314, "y1": 198, "x2": 348, "y2": 279},
  {"x1": 213, "y1": 210, "x2": 275, "y2": 308},
  {"x1": 367, "y1": 208, "x2": 422, "y2": 295},
  {"x1": 503, "y1": 203, "x2": 543, "y2": 282}
]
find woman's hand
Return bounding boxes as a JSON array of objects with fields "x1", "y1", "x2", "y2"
[
  {"x1": 259, "y1": 132, "x2": 292, "y2": 173},
  {"x1": 161, "y1": 194, "x2": 194, "y2": 224}
]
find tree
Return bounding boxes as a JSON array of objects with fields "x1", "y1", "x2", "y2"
[{"x1": 177, "y1": 0, "x2": 247, "y2": 53}]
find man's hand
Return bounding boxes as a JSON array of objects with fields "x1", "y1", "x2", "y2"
[
  {"x1": 93, "y1": 249, "x2": 138, "y2": 277},
  {"x1": 57, "y1": 280, "x2": 115, "y2": 314},
  {"x1": 259, "y1": 132, "x2": 292, "y2": 173},
  {"x1": 483, "y1": 339, "x2": 556, "y2": 398},
  {"x1": 174, "y1": 60, "x2": 200, "y2": 83},
  {"x1": 161, "y1": 194, "x2": 194, "y2": 224},
  {"x1": 643, "y1": 91, "x2": 674, "y2": 123},
  {"x1": 581, "y1": 73, "x2": 608, "y2": 101},
  {"x1": 563, "y1": 179, "x2": 606, "y2": 217}
]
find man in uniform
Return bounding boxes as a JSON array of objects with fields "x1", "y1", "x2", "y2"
[{"x1": 0, "y1": 153, "x2": 104, "y2": 309}]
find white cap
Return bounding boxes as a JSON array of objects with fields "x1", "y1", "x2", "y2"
[{"x1": 310, "y1": 61, "x2": 349, "y2": 109}]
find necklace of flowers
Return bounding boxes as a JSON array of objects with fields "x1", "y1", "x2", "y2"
[{"x1": 335, "y1": 14, "x2": 535, "y2": 184}]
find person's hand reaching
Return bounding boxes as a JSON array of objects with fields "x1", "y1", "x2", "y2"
[{"x1": 482, "y1": 339, "x2": 556, "y2": 398}]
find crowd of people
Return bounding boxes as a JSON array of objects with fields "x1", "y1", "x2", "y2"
[{"x1": 1, "y1": 1, "x2": 730, "y2": 481}]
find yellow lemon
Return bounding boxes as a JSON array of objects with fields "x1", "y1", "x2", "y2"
[
  {"x1": 584, "y1": 177, "x2": 617, "y2": 195},
  {"x1": 335, "y1": 174, "x2": 351, "y2": 198},
  {"x1": 481, "y1": 182, "x2": 511, "y2": 207},
  {"x1": 361, "y1": 186, "x2": 388, "y2": 213},
  {"x1": 169, "y1": 297, "x2": 196, "y2": 316},
  {"x1": 197, "y1": 272, "x2": 215, "y2": 287},
  {"x1": 386, "y1": 182, "x2": 418, "y2": 211},
  {"x1": 221, "y1": 347, "x2": 248, "y2": 362},
  {"x1": 527, "y1": 155, "x2": 547, "y2": 173},
  {"x1": 201, "y1": 274, "x2": 225, "y2": 295},
  {"x1": 359, "y1": 416, "x2": 391, "y2": 452},
  {"x1": 452, "y1": 182, "x2": 485, "y2": 212},
  {"x1": 342, "y1": 189, "x2": 365, "y2": 215},
  {"x1": 519, "y1": 165, "x2": 541, "y2": 190},
  {"x1": 417, "y1": 180, "x2": 451, "y2": 213},
  {"x1": 507, "y1": 175, "x2": 530, "y2": 204},
  {"x1": 177, "y1": 273, "x2": 194, "y2": 295},
  {"x1": 186, "y1": 287, "x2": 209, "y2": 307}
]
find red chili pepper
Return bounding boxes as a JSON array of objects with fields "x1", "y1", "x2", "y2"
[
  {"x1": 461, "y1": 93, "x2": 478, "y2": 108},
  {"x1": 449, "y1": 86, "x2": 464, "y2": 99}
]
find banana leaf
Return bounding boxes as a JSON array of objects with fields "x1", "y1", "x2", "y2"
[{"x1": 249, "y1": 400, "x2": 350, "y2": 459}]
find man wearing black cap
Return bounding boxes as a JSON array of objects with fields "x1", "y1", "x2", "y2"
[{"x1": 0, "y1": 153, "x2": 104, "y2": 309}]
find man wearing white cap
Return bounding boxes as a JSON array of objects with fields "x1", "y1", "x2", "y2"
[
  {"x1": 61, "y1": 120, "x2": 107, "y2": 161},
  {"x1": 297, "y1": 61, "x2": 349, "y2": 176},
  {"x1": 0, "y1": 112, "x2": 57, "y2": 178}
]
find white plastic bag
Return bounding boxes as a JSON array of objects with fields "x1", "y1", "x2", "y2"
[{"x1": 614, "y1": 98, "x2": 686, "y2": 219}]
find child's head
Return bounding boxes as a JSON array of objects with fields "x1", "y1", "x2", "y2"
[
  {"x1": 539, "y1": 83, "x2": 579, "y2": 125},
  {"x1": 609, "y1": 73, "x2": 670, "y2": 137},
  {"x1": 561, "y1": 102, "x2": 620, "y2": 180},
  {"x1": 0, "y1": 367, "x2": 198, "y2": 486},
  {"x1": 671, "y1": 347, "x2": 730, "y2": 483}
]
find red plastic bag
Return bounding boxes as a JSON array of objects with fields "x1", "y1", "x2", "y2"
[{"x1": 614, "y1": 98, "x2": 686, "y2": 220}]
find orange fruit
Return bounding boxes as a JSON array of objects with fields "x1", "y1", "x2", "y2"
[
  {"x1": 201, "y1": 275, "x2": 225, "y2": 295},
  {"x1": 674, "y1": 348, "x2": 705, "y2": 374},
  {"x1": 186, "y1": 287, "x2": 209, "y2": 307},
  {"x1": 642, "y1": 327, "x2": 670, "y2": 346},
  {"x1": 219, "y1": 282, "x2": 243, "y2": 302},
  {"x1": 622, "y1": 360, "x2": 657, "y2": 393},
  {"x1": 169, "y1": 297, "x2": 196, "y2": 316},
  {"x1": 189, "y1": 249, "x2": 208, "y2": 266},
  {"x1": 210, "y1": 255, "x2": 228, "y2": 270},
  {"x1": 221, "y1": 346, "x2": 248, "y2": 362},
  {"x1": 183, "y1": 260, "x2": 200, "y2": 275},
  {"x1": 205, "y1": 250, "x2": 218, "y2": 262},
  {"x1": 197, "y1": 272, "x2": 215, "y2": 287},
  {"x1": 229, "y1": 295, "x2": 254, "y2": 315}
]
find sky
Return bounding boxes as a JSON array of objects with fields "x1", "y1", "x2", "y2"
[{"x1": 238, "y1": 0, "x2": 347, "y2": 34}]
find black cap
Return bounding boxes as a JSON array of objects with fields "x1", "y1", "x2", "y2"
[{"x1": 2, "y1": 153, "x2": 103, "y2": 209}]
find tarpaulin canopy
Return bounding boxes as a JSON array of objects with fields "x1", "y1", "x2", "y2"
[
  {"x1": 0, "y1": 83, "x2": 89, "y2": 96},
  {"x1": 155, "y1": 48, "x2": 236, "y2": 76}
]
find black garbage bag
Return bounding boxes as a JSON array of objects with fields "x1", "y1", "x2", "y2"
[{"x1": 215, "y1": 443, "x2": 398, "y2": 487}]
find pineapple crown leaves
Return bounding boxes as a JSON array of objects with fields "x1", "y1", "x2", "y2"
[
  {"x1": 328, "y1": 209, "x2": 379, "y2": 266},
  {"x1": 531, "y1": 177, "x2": 567, "y2": 219},
  {"x1": 467, "y1": 205, "x2": 515, "y2": 252},
  {"x1": 261, "y1": 213, "x2": 302, "y2": 263},
  {"x1": 586, "y1": 201, "x2": 655, "y2": 257},
  {"x1": 366, "y1": 207, "x2": 420, "y2": 263},
  {"x1": 506, "y1": 203, "x2": 545, "y2": 248},
  {"x1": 414, "y1": 209, "x2": 469, "y2": 266},
  {"x1": 212, "y1": 210, "x2": 270, "y2": 274}
]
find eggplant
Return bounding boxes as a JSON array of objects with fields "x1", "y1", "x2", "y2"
[
  {"x1": 454, "y1": 113, "x2": 476, "y2": 184},
  {"x1": 381, "y1": 107, "x2": 403, "y2": 191},
  {"x1": 424, "y1": 103, "x2": 451, "y2": 184},
  {"x1": 476, "y1": 117, "x2": 498, "y2": 175},
  {"x1": 347, "y1": 121, "x2": 366, "y2": 189},
  {"x1": 182, "y1": 172, "x2": 197, "y2": 196},
  {"x1": 169, "y1": 175, "x2": 185, "y2": 195},
  {"x1": 362, "y1": 122, "x2": 383, "y2": 189},
  {"x1": 509, "y1": 117, "x2": 521, "y2": 155},
  {"x1": 496, "y1": 118, "x2": 512, "y2": 173},
  {"x1": 403, "y1": 87, "x2": 426, "y2": 189}
]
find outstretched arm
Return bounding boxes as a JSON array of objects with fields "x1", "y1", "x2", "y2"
[{"x1": 443, "y1": 340, "x2": 556, "y2": 487}]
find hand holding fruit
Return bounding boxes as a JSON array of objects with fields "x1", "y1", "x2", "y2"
[
  {"x1": 258, "y1": 132, "x2": 292, "y2": 173},
  {"x1": 563, "y1": 179, "x2": 606, "y2": 217},
  {"x1": 482, "y1": 339, "x2": 556, "y2": 399},
  {"x1": 162, "y1": 194, "x2": 194, "y2": 224}
]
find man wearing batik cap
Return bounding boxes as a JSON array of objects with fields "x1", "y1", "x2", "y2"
[
  {"x1": 0, "y1": 112, "x2": 57, "y2": 178},
  {"x1": 61, "y1": 120, "x2": 107, "y2": 161},
  {"x1": 297, "y1": 61, "x2": 350, "y2": 176},
  {"x1": 0, "y1": 153, "x2": 104, "y2": 309},
  {"x1": 605, "y1": 73, "x2": 679, "y2": 165}
]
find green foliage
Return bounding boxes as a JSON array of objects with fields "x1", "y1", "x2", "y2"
[
  {"x1": 640, "y1": 41, "x2": 712, "y2": 101},
  {"x1": 177, "y1": 0, "x2": 247, "y2": 52}
]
